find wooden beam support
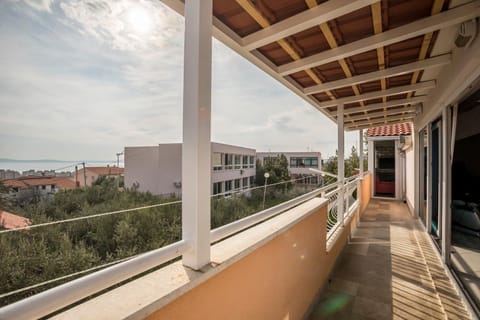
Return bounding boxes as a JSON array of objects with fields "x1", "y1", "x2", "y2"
[
  {"x1": 304, "y1": 55, "x2": 450, "y2": 95},
  {"x1": 317, "y1": 81, "x2": 435, "y2": 108},
  {"x1": 278, "y1": 2, "x2": 480, "y2": 75},
  {"x1": 242, "y1": 0, "x2": 378, "y2": 50}
]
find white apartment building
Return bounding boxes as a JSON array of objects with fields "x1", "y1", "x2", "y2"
[
  {"x1": 125, "y1": 142, "x2": 256, "y2": 196},
  {"x1": 256, "y1": 151, "x2": 322, "y2": 184}
]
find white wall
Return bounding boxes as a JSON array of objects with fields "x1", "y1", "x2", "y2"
[
  {"x1": 125, "y1": 144, "x2": 182, "y2": 196},
  {"x1": 405, "y1": 146, "x2": 415, "y2": 213},
  {"x1": 125, "y1": 143, "x2": 256, "y2": 196},
  {"x1": 211, "y1": 143, "x2": 256, "y2": 184}
]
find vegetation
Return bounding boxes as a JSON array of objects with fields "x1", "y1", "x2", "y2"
[
  {"x1": 0, "y1": 166, "x2": 316, "y2": 306},
  {"x1": 322, "y1": 146, "x2": 368, "y2": 177}
]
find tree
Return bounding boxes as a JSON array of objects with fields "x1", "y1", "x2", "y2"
[
  {"x1": 0, "y1": 181, "x2": 12, "y2": 209},
  {"x1": 255, "y1": 154, "x2": 290, "y2": 186}
]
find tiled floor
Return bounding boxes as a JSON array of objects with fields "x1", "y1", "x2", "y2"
[{"x1": 309, "y1": 199, "x2": 472, "y2": 320}]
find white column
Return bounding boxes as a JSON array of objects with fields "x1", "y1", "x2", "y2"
[
  {"x1": 413, "y1": 125, "x2": 420, "y2": 218},
  {"x1": 338, "y1": 103, "x2": 345, "y2": 225},
  {"x1": 182, "y1": 0, "x2": 212, "y2": 270},
  {"x1": 359, "y1": 129, "x2": 364, "y2": 176},
  {"x1": 441, "y1": 106, "x2": 452, "y2": 264},
  {"x1": 426, "y1": 123, "x2": 432, "y2": 233}
]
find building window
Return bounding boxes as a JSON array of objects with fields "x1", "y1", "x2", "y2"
[
  {"x1": 249, "y1": 176, "x2": 255, "y2": 186},
  {"x1": 242, "y1": 155, "x2": 249, "y2": 169},
  {"x1": 290, "y1": 157, "x2": 318, "y2": 168},
  {"x1": 234, "y1": 155, "x2": 241, "y2": 169},
  {"x1": 249, "y1": 156, "x2": 254, "y2": 168},
  {"x1": 242, "y1": 177, "x2": 248, "y2": 189},
  {"x1": 41, "y1": 185, "x2": 46, "y2": 190},
  {"x1": 213, "y1": 182, "x2": 222, "y2": 195},
  {"x1": 225, "y1": 180, "x2": 232, "y2": 192},
  {"x1": 213, "y1": 152, "x2": 223, "y2": 171},
  {"x1": 225, "y1": 154, "x2": 233, "y2": 170},
  {"x1": 234, "y1": 178, "x2": 240, "y2": 190}
]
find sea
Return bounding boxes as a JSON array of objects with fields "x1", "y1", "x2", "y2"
[{"x1": 0, "y1": 159, "x2": 124, "y2": 173}]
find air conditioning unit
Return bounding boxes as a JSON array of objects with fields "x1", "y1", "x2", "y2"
[
  {"x1": 173, "y1": 181, "x2": 182, "y2": 188},
  {"x1": 455, "y1": 19, "x2": 477, "y2": 48}
]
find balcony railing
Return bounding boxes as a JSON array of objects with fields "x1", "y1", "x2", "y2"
[{"x1": 0, "y1": 173, "x2": 370, "y2": 320}]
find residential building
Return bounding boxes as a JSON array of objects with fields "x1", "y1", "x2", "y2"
[
  {"x1": 74, "y1": 166, "x2": 124, "y2": 187},
  {"x1": 2, "y1": 176, "x2": 76, "y2": 203},
  {"x1": 0, "y1": 169, "x2": 21, "y2": 180},
  {"x1": 256, "y1": 151, "x2": 322, "y2": 184},
  {"x1": 124, "y1": 142, "x2": 256, "y2": 196}
]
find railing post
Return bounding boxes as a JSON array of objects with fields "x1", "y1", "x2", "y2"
[
  {"x1": 337, "y1": 103, "x2": 345, "y2": 226},
  {"x1": 182, "y1": 0, "x2": 212, "y2": 270},
  {"x1": 359, "y1": 129, "x2": 364, "y2": 177}
]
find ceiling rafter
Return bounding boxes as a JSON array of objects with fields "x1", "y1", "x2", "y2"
[
  {"x1": 235, "y1": 0, "x2": 336, "y2": 100},
  {"x1": 305, "y1": 0, "x2": 368, "y2": 118},
  {"x1": 345, "y1": 113, "x2": 415, "y2": 128},
  {"x1": 407, "y1": 0, "x2": 446, "y2": 102},
  {"x1": 331, "y1": 96, "x2": 426, "y2": 115},
  {"x1": 317, "y1": 81, "x2": 435, "y2": 108},
  {"x1": 304, "y1": 54, "x2": 450, "y2": 95},
  {"x1": 370, "y1": 1, "x2": 388, "y2": 111},
  {"x1": 241, "y1": 0, "x2": 378, "y2": 50},
  {"x1": 277, "y1": 2, "x2": 480, "y2": 75},
  {"x1": 341, "y1": 106, "x2": 416, "y2": 122}
]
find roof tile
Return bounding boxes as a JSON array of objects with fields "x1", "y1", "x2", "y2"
[{"x1": 366, "y1": 122, "x2": 412, "y2": 137}]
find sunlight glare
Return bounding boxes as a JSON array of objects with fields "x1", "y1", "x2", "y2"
[{"x1": 126, "y1": 5, "x2": 153, "y2": 34}]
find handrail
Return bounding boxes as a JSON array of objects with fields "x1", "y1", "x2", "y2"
[
  {"x1": 0, "y1": 240, "x2": 190, "y2": 320},
  {"x1": 0, "y1": 178, "x2": 346, "y2": 319},
  {"x1": 210, "y1": 181, "x2": 340, "y2": 243}
]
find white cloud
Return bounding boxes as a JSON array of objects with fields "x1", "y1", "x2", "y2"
[
  {"x1": 0, "y1": 0, "x2": 359, "y2": 161},
  {"x1": 17, "y1": 0, "x2": 54, "y2": 12},
  {"x1": 59, "y1": 0, "x2": 183, "y2": 52}
]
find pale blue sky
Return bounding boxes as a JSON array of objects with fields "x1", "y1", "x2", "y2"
[{"x1": 0, "y1": 0, "x2": 359, "y2": 161}]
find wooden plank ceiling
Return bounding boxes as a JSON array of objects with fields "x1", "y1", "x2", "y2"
[{"x1": 167, "y1": 0, "x2": 480, "y2": 130}]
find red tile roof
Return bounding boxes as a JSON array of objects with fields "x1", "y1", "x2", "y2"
[
  {"x1": 0, "y1": 210, "x2": 31, "y2": 229},
  {"x1": 366, "y1": 122, "x2": 412, "y2": 137},
  {"x1": 2, "y1": 176, "x2": 76, "y2": 190}
]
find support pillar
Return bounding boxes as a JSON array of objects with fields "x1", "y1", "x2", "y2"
[
  {"x1": 182, "y1": 0, "x2": 212, "y2": 270},
  {"x1": 441, "y1": 106, "x2": 452, "y2": 265},
  {"x1": 359, "y1": 129, "x2": 364, "y2": 176},
  {"x1": 338, "y1": 103, "x2": 345, "y2": 225}
]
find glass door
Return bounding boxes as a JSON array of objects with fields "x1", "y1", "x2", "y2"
[{"x1": 430, "y1": 120, "x2": 442, "y2": 246}]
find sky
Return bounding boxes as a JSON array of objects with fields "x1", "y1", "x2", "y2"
[{"x1": 0, "y1": 0, "x2": 359, "y2": 161}]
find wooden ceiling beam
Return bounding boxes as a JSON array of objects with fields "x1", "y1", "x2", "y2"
[
  {"x1": 242, "y1": 0, "x2": 378, "y2": 50},
  {"x1": 317, "y1": 81, "x2": 435, "y2": 108},
  {"x1": 278, "y1": 2, "x2": 480, "y2": 75}
]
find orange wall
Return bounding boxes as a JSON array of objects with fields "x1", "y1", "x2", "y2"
[
  {"x1": 147, "y1": 205, "x2": 331, "y2": 320},
  {"x1": 360, "y1": 173, "x2": 372, "y2": 214},
  {"x1": 147, "y1": 201, "x2": 363, "y2": 320}
]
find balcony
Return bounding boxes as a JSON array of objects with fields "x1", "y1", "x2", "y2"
[{"x1": 0, "y1": 173, "x2": 472, "y2": 319}]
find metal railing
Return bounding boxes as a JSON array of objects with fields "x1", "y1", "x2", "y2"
[
  {"x1": 0, "y1": 176, "x2": 339, "y2": 319},
  {"x1": 0, "y1": 240, "x2": 190, "y2": 320},
  {"x1": 326, "y1": 176, "x2": 361, "y2": 241}
]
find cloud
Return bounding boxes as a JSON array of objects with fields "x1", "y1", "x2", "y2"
[
  {"x1": 59, "y1": 0, "x2": 183, "y2": 52},
  {"x1": 16, "y1": 0, "x2": 54, "y2": 12},
  {"x1": 0, "y1": 0, "x2": 359, "y2": 161}
]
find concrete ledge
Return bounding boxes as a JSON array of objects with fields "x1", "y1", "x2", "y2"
[{"x1": 53, "y1": 197, "x2": 328, "y2": 320}]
